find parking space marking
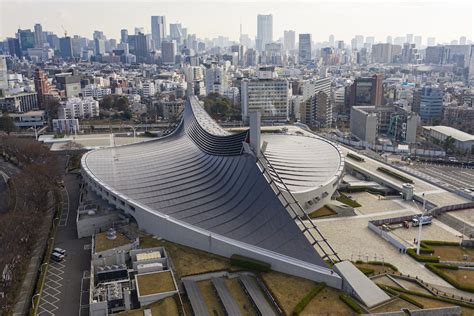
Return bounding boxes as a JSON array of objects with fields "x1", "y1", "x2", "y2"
[{"x1": 38, "y1": 259, "x2": 66, "y2": 316}]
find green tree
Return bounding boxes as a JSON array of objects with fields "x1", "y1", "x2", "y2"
[
  {"x1": 115, "y1": 96, "x2": 129, "y2": 112},
  {"x1": 44, "y1": 99, "x2": 60, "y2": 119},
  {"x1": 0, "y1": 113, "x2": 16, "y2": 135},
  {"x1": 442, "y1": 136, "x2": 456, "y2": 153},
  {"x1": 100, "y1": 95, "x2": 114, "y2": 109}
]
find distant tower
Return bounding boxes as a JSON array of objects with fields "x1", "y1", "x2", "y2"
[
  {"x1": 34, "y1": 23, "x2": 43, "y2": 48},
  {"x1": 256, "y1": 14, "x2": 273, "y2": 51},
  {"x1": 151, "y1": 16, "x2": 166, "y2": 49}
]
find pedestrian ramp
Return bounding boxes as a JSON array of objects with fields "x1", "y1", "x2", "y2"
[{"x1": 334, "y1": 261, "x2": 390, "y2": 308}]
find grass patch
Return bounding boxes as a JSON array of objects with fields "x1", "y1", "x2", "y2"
[
  {"x1": 261, "y1": 271, "x2": 317, "y2": 315},
  {"x1": 197, "y1": 280, "x2": 226, "y2": 315},
  {"x1": 94, "y1": 231, "x2": 131, "y2": 253},
  {"x1": 339, "y1": 294, "x2": 364, "y2": 314},
  {"x1": 136, "y1": 271, "x2": 176, "y2": 296},
  {"x1": 357, "y1": 267, "x2": 375, "y2": 276},
  {"x1": 406, "y1": 248, "x2": 439, "y2": 263},
  {"x1": 224, "y1": 278, "x2": 255, "y2": 316},
  {"x1": 308, "y1": 206, "x2": 337, "y2": 219},
  {"x1": 336, "y1": 192, "x2": 361, "y2": 208},
  {"x1": 139, "y1": 234, "x2": 231, "y2": 278},
  {"x1": 425, "y1": 263, "x2": 474, "y2": 293},
  {"x1": 118, "y1": 295, "x2": 179, "y2": 316},
  {"x1": 355, "y1": 260, "x2": 398, "y2": 272},
  {"x1": 292, "y1": 283, "x2": 326, "y2": 315},
  {"x1": 399, "y1": 294, "x2": 424, "y2": 308},
  {"x1": 377, "y1": 167, "x2": 413, "y2": 183}
]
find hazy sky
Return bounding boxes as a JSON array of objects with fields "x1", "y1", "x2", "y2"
[{"x1": 1, "y1": 0, "x2": 473, "y2": 44}]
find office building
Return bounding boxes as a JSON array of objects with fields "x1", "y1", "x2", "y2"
[
  {"x1": 169, "y1": 23, "x2": 183, "y2": 45},
  {"x1": 59, "y1": 36, "x2": 73, "y2": 59},
  {"x1": 241, "y1": 67, "x2": 289, "y2": 121},
  {"x1": 34, "y1": 68, "x2": 50, "y2": 109},
  {"x1": 7, "y1": 38, "x2": 22, "y2": 58},
  {"x1": 349, "y1": 74, "x2": 383, "y2": 107},
  {"x1": 129, "y1": 33, "x2": 148, "y2": 63},
  {"x1": 151, "y1": 16, "x2": 166, "y2": 49},
  {"x1": 425, "y1": 46, "x2": 448, "y2": 64},
  {"x1": 298, "y1": 34, "x2": 312, "y2": 64},
  {"x1": 256, "y1": 14, "x2": 273, "y2": 51},
  {"x1": 372, "y1": 43, "x2": 394, "y2": 63},
  {"x1": 204, "y1": 63, "x2": 227, "y2": 95},
  {"x1": 284, "y1": 30, "x2": 296, "y2": 51},
  {"x1": 56, "y1": 72, "x2": 81, "y2": 97},
  {"x1": 120, "y1": 29, "x2": 128, "y2": 43},
  {"x1": 427, "y1": 37, "x2": 436, "y2": 47},
  {"x1": 406, "y1": 33, "x2": 414, "y2": 44},
  {"x1": 161, "y1": 40, "x2": 176, "y2": 64},
  {"x1": 34, "y1": 23, "x2": 43, "y2": 48},
  {"x1": 0, "y1": 56, "x2": 8, "y2": 94},
  {"x1": 59, "y1": 97, "x2": 99, "y2": 119},
  {"x1": 17, "y1": 29, "x2": 35, "y2": 52},
  {"x1": 95, "y1": 39, "x2": 106, "y2": 56},
  {"x1": 419, "y1": 85, "x2": 443, "y2": 122}
]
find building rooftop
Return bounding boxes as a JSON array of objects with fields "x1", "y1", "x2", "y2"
[
  {"x1": 425, "y1": 125, "x2": 474, "y2": 142},
  {"x1": 136, "y1": 271, "x2": 176, "y2": 296}
]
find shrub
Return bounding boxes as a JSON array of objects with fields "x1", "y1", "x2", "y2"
[
  {"x1": 377, "y1": 167, "x2": 413, "y2": 183},
  {"x1": 230, "y1": 254, "x2": 271, "y2": 272},
  {"x1": 425, "y1": 263, "x2": 474, "y2": 293},
  {"x1": 292, "y1": 283, "x2": 326, "y2": 315},
  {"x1": 366, "y1": 261, "x2": 398, "y2": 271},
  {"x1": 406, "y1": 248, "x2": 439, "y2": 263},
  {"x1": 339, "y1": 293, "x2": 364, "y2": 314},
  {"x1": 399, "y1": 294, "x2": 424, "y2": 308},
  {"x1": 347, "y1": 153, "x2": 365, "y2": 162}
]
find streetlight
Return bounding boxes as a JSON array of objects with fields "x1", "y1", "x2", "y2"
[
  {"x1": 125, "y1": 125, "x2": 137, "y2": 142},
  {"x1": 416, "y1": 193, "x2": 427, "y2": 255},
  {"x1": 31, "y1": 293, "x2": 41, "y2": 309},
  {"x1": 27, "y1": 126, "x2": 38, "y2": 141}
]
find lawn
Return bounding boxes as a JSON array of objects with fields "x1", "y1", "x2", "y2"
[
  {"x1": 301, "y1": 287, "x2": 356, "y2": 315},
  {"x1": 370, "y1": 298, "x2": 418, "y2": 313},
  {"x1": 95, "y1": 231, "x2": 131, "y2": 253},
  {"x1": 429, "y1": 245, "x2": 474, "y2": 262},
  {"x1": 261, "y1": 271, "x2": 317, "y2": 314},
  {"x1": 197, "y1": 280, "x2": 226, "y2": 316},
  {"x1": 308, "y1": 206, "x2": 337, "y2": 219},
  {"x1": 441, "y1": 268, "x2": 474, "y2": 287},
  {"x1": 404, "y1": 294, "x2": 473, "y2": 315},
  {"x1": 336, "y1": 193, "x2": 361, "y2": 208},
  {"x1": 139, "y1": 234, "x2": 231, "y2": 277},
  {"x1": 224, "y1": 278, "x2": 255, "y2": 316},
  {"x1": 136, "y1": 271, "x2": 176, "y2": 296},
  {"x1": 118, "y1": 296, "x2": 179, "y2": 316}
]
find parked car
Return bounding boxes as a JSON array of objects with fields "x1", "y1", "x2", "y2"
[
  {"x1": 53, "y1": 247, "x2": 66, "y2": 255},
  {"x1": 51, "y1": 252, "x2": 65, "y2": 262}
]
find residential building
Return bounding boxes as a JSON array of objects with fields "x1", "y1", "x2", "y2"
[
  {"x1": 81, "y1": 84, "x2": 112, "y2": 100},
  {"x1": 301, "y1": 77, "x2": 333, "y2": 128},
  {"x1": 142, "y1": 81, "x2": 155, "y2": 98},
  {"x1": 349, "y1": 74, "x2": 383, "y2": 107},
  {"x1": 204, "y1": 64, "x2": 227, "y2": 95},
  {"x1": 34, "y1": 68, "x2": 50, "y2": 108},
  {"x1": 59, "y1": 97, "x2": 100, "y2": 119}
]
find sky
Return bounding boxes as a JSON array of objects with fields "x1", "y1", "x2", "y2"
[{"x1": 0, "y1": 0, "x2": 473, "y2": 44}]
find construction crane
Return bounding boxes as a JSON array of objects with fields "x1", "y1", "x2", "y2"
[{"x1": 61, "y1": 25, "x2": 67, "y2": 37}]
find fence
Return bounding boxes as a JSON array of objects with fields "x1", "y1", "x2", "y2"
[{"x1": 368, "y1": 222, "x2": 408, "y2": 252}]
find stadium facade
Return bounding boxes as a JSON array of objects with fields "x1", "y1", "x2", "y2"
[{"x1": 81, "y1": 96, "x2": 344, "y2": 287}]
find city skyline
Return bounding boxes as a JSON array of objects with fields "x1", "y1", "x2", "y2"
[{"x1": 1, "y1": 0, "x2": 472, "y2": 44}]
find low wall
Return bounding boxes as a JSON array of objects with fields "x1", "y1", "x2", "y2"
[
  {"x1": 368, "y1": 222, "x2": 408, "y2": 252},
  {"x1": 430, "y1": 202, "x2": 474, "y2": 217},
  {"x1": 369, "y1": 306, "x2": 461, "y2": 316}
]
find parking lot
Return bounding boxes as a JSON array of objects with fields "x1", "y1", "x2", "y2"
[
  {"x1": 400, "y1": 163, "x2": 474, "y2": 192},
  {"x1": 37, "y1": 173, "x2": 91, "y2": 316}
]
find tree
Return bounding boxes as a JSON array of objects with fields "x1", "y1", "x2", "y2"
[
  {"x1": 115, "y1": 96, "x2": 129, "y2": 112},
  {"x1": 442, "y1": 136, "x2": 456, "y2": 153},
  {"x1": 44, "y1": 99, "x2": 60, "y2": 120},
  {"x1": 0, "y1": 113, "x2": 16, "y2": 135},
  {"x1": 100, "y1": 95, "x2": 114, "y2": 109}
]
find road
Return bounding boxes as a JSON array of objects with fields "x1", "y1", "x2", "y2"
[
  {"x1": 37, "y1": 172, "x2": 91, "y2": 316},
  {"x1": 0, "y1": 159, "x2": 20, "y2": 213}
]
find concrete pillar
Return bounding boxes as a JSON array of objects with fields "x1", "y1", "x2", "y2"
[{"x1": 249, "y1": 111, "x2": 261, "y2": 157}]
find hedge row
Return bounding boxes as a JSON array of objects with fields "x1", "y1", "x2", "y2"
[
  {"x1": 339, "y1": 293, "x2": 364, "y2": 314},
  {"x1": 355, "y1": 260, "x2": 399, "y2": 272},
  {"x1": 347, "y1": 153, "x2": 365, "y2": 162},
  {"x1": 425, "y1": 263, "x2": 474, "y2": 293},
  {"x1": 399, "y1": 293, "x2": 424, "y2": 308},
  {"x1": 382, "y1": 284, "x2": 474, "y2": 309},
  {"x1": 421, "y1": 240, "x2": 460, "y2": 247},
  {"x1": 406, "y1": 248, "x2": 440, "y2": 263},
  {"x1": 230, "y1": 254, "x2": 271, "y2": 272},
  {"x1": 292, "y1": 283, "x2": 326, "y2": 315},
  {"x1": 377, "y1": 167, "x2": 414, "y2": 183},
  {"x1": 357, "y1": 267, "x2": 375, "y2": 276}
]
